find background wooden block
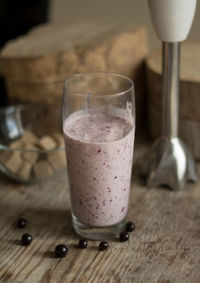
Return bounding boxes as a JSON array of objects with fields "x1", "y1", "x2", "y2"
[
  {"x1": 0, "y1": 22, "x2": 148, "y2": 128},
  {"x1": 145, "y1": 41, "x2": 200, "y2": 159}
]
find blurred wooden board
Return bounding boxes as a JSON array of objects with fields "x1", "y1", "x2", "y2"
[
  {"x1": 0, "y1": 22, "x2": 148, "y2": 129},
  {"x1": 0, "y1": 141, "x2": 200, "y2": 282},
  {"x1": 146, "y1": 41, "x2": 200, "y2": 159}
]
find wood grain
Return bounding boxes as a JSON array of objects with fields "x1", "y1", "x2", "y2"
[{"x1": 0, "y1": 141, "x2": 200, "y2": 283}]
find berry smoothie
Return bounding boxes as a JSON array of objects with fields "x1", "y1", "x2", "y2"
[{"x1": 63, "y1": 108, "x2": 135, "y2": 227}]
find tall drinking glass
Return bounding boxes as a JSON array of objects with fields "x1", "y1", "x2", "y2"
[{"x1": 63, "y1": 71, "x2": 135, "y2": 240}]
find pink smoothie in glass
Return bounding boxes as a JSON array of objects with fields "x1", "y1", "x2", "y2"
[{"x1": 63, "y1": 108, "x2": 134, "y2": 227}]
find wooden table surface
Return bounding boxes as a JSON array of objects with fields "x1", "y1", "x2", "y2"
[{"x1": 0, "y1": 142, "x2": 200, "y2": 283}]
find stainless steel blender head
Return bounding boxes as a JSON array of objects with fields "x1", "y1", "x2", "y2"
[{"x1": 139, "y1": 0, "x2": 198, "y2": 189}]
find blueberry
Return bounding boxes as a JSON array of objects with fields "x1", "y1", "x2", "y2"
[
  {"x1": 21, "y1": 233, "x2": 32, "y2": 246},
  {"x1": 99, "y1": 241, "x2": 109, "y2": 251},
  {"x1": 120, "y1": 231, "x2": 129, "y2": 242},
  {"x1": 79, "y1": 239, "x2": 88, "y2": 249},
  {"x1": 55, "y1": 244, "x2": 68, "y2": 258},
  {"x1": 17, "y1": 218, "x2": 27, "y2": 229},
  {"x1": 126, "y1": 221, "x2": 135, "y2": 232}
]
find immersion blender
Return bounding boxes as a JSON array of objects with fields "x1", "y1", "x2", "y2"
[{"x1": 140, "y1": 0, "x2": 198, "y2": 189}]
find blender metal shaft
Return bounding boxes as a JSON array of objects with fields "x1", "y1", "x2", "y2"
[{"x1": 162, "y1": 42, "x2": 179, "y2": 138}]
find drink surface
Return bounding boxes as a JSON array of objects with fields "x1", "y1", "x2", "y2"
[{"x1": 63, "y1": 109, "x2": 134, "y2": 227}]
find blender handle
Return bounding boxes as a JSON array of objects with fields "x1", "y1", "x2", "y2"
[{"x1": 148, "y1": 0, "x2": 196, "y2": 42}]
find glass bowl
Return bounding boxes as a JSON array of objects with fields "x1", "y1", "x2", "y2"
[{"x1": 0, "y1": 104, "x2": 66, "y2": 183}]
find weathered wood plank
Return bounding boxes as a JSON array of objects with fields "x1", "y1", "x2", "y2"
[{"x1": 0, "y1": 142, "x2": 200, "y2": 283}]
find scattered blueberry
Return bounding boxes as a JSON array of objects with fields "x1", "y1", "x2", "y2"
[
  {"x1": 126, "y1": 221, "x2": 135, "y2": 232},
  {"x1": 120, "y1": 231, "x2": 129, "y2": 242},
  {"x1": 99, "y1": 241, "x2": 109, "y2": 251},
  {"x1": 79, "y1": 239, "x2": 88, "y2": 249},
  {"x1": 17, "y1": 218, "x2": 27, "y2": 229},
  {"x1": 55, "y1": 244, "x2": 68, "y2": 258},
  {"x1": 21, "y1": 233, "x2": 32, "y2": 246}
]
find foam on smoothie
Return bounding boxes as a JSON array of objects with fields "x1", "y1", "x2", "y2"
[{"x1": 65, "y1": 112, "x2": 132, "y2": 143}]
